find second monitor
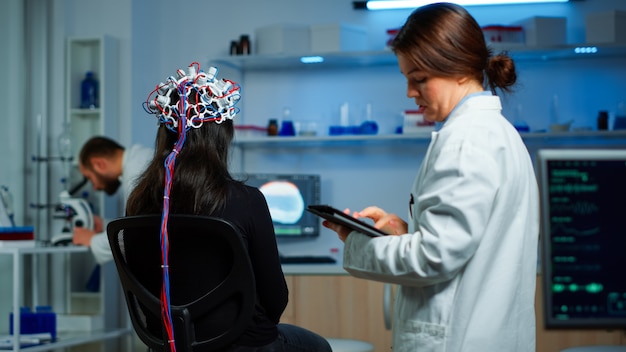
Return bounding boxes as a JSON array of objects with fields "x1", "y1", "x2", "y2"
[{"x1": 238, "y1": 173, "x2": 321, "y2": 238}]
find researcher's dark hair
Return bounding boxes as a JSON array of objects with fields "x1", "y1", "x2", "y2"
[
  {"x1": 125, "y1": 109, "x2": 237, "y2": 217},
  {"x1": 391, "y1": 2, "x2": 516, "y2": 94},
  {"x1": 79, "y1": 136, "x2": 125, "y2": 170}
]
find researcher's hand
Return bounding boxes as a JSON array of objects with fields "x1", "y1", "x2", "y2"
[
  {"x1": 93, "y1": 215, "x2": 104, "y2": 233},
  {"x1": 322, "y1": 208, "x2": 353, "y2": 242},
  {"x1": 355, "y1": 206, "x2": 408, "y2": 236},
  {"x1": 73, "y1": 227, "x2": 96, "y2": 247}
]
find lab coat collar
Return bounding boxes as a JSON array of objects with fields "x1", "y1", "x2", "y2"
[{"x1": 439, "y1": 92, "x2": 499, "y2": 131}]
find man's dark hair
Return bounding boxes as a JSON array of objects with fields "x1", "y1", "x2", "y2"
[{"x1": 79, "y1": 136, "x2": 125, "y2": 169}]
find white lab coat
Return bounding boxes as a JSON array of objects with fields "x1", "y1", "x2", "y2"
[
  {"x1": 90, "y1": 144, "x2": 153, "y2": 264},
  {"x1": 343, "y1": 95, "x2": 539, "y2": 352}
]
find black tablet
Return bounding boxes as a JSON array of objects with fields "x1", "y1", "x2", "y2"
[{"x1": 306, "y1": 204, "x2": 388, "y2": 238}]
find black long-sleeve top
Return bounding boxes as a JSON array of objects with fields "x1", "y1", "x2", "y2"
[{"x1": 214, "y1": 182, "x2": 289, "y2": 346}]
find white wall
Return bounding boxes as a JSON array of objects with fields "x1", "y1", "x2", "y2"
[{"x1": 124, "y1": 0, "x2": 626, "y2": 133}]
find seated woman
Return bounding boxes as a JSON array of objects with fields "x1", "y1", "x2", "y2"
[{"x1": 126, "y1": 62, "x2": 331, "y2": 352}]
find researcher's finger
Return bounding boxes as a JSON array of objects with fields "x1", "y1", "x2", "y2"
[
  {"x1": 357, "y1": 206, "x2": 387, "y2": 221},
  {"x1": 375, "y1": 214, "x2": 408, "y2": 235}
]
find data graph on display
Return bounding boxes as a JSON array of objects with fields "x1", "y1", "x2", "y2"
[{"x1": 537, "y1": 149, "x2": 626, "y2": 330}]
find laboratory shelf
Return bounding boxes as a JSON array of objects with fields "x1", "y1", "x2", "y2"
[
  {"x1": 233, "y1": 130, "x2": 626, "y2": 149},
  {"x1": 233, "y1": 133, "x2": 432, "y2": 148},
  {"x1": 212, "y1": 44, "x2": 626, "y2": 71},
  {"x1": 0, "y1": 244, "x2": 88, "y2": 255}
]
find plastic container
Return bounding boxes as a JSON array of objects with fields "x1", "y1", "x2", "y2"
[
  {"x1": 310, "y1": 23, "x2": 367, "y2": 53},
  {"x1": 517, "y1": 16, "x2": 566, "y2": 47},
  {"x1": 0, "y1": 226, "x2": 34, "y2": 240},
  {"x1": 386, "y1": 28, "x2": 399, "y2": 49},
  {"x1": 10, "y1": 306, "x2": 57, "y2": 341},
  {"x1": 80, "y1": 71, "x2": 98, "y2": 109},
  {"x1": 586, "y1": 10, "x2": 626, "y2": 45},
  {"x1": 255, "y1": 24, "x2": 310, "y2": 55},
  {"x1": 482, "y1": 25, "x2": 524, "y2": 45}
]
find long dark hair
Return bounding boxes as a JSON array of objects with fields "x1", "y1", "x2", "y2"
[
  {"x1": 391, "y1": 2, "x2": 516, "y2": 94},
  {"x1": 126, "y1": 119, "x2": 236, "y2": 216}
]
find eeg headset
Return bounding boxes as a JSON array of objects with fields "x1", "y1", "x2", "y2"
[
  {"x1": 143, "y1": 62, "x2": 241, "y2": 352},
  {"x1": 144, "y1": 62, "x2": 241, "y2": 131}
]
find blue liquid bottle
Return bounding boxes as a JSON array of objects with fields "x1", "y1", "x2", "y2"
[{"x1": 80, "y1": 71, "x2": 98, "y2": 109}]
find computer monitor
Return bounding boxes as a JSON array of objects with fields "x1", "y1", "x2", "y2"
[
  {"x1": 536, "y1": 149, "x2": 626, "y2": 329},
  {"x1": 237, "y1": 173, "x2": 321, "y2": 238}
]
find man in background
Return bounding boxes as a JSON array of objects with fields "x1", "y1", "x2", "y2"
[{"x1": 73, "y1": 136, "x2": 153, "y2": 264}]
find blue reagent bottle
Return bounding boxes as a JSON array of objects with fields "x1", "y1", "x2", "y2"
[{"x1": 80, "y1": 71, "x2": 99, "y2": 109}]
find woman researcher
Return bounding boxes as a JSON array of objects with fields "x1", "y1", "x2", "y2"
[{"x1": 323, "y1": 3, "x2": 539, "y2": 352}]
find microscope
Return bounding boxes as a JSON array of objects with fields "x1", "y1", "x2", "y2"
[{"x1": 51, "y1": 178, "x2": 94, "y2": 246}]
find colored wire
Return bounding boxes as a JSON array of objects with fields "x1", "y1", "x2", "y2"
[
  {"x1": 146, "y1": 63, "x2": 240, "y2": 351},
  {"x1": 159, "y1": 73, "x2": 190, "y2": 352}
]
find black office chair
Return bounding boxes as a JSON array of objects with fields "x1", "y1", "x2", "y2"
[{"x1": 106, "y1": 214, "x2": 256, "y2": 352}]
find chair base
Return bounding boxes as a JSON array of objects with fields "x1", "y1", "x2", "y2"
[{"x1": 326, "y1": 338, "x2": 374, "y2": 352}]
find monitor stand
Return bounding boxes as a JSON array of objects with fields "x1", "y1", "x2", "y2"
[{"x1": 562, "y1": 347, "x2": 626, "y2": 352}]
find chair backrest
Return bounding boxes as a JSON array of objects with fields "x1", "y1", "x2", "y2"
[{"x1": 106, "y1": 214, "x2": 256, "y2": 352}]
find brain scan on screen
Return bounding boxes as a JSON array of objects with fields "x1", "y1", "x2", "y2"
[{"x1": 259, "y1": 181, "x2": 304, "y2": 224}]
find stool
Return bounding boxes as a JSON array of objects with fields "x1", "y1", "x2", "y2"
[{"x1": 326, "y1": 338, "x2": 374, "y2": 352}]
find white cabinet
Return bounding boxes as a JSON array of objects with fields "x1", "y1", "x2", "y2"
[{"x1": 0, "y1": 245, "x2": 130, "y2": 351}]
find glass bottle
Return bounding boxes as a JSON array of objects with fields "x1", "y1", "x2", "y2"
[
  {"x1": 267, "y1": 119, "x2": 278, "y2": 136},
  {"x1": 239, "y1": 35, "x2": 251, "y2": 55},
  {"x1": 597, "y1": 111, "x2": 609, "y2": 130},
  {"x1": 230, "y1": 41, "x2": 239, "y2": 56},
  {"x1": 57, "y1": 121, "x2": 73, "y2": 161},
  {"x1": 80, "y1": 71, "x2": 99, "y2": 109}
]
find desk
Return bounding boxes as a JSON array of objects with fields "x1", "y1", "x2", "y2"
[
  {"x1": 281, "y1": 269, "x2": 626, "y2": 352},
  {"x1": 280, "y1": 264, "x2": 392, "y2": 351},
  {"x1": 0, "y1": 244, "x2": 131, "y2": 351},
  {"x1": 281, "y1": 264, "x2": 347, "y2": 275}
]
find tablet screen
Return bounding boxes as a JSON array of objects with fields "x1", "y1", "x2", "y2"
[{"x1": 307, "y1": 204, "x2": 388, "y2": 238}]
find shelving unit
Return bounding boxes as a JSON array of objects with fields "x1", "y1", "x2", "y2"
[
  {"x1": 65, "y1": 35, "x2": 119, "y2": 216},
  {"x1": 233, "y1": 130, "x2": 626, "y2": 149},
  {"x1": 216, "y1": 42, "x2": 626, "y2": 147},
  {"x1": 61, "y1": 35, "x2": 126, "y2": 352},
  {"x1": 0, "y1": 245, "x2": 131, "y2": 352},
  {"x1": 66, "y1": 36, "x2": 118, "y2": 157},
  {"x1": 211, "y1": 43, "x2": 626, "y2": 71}
]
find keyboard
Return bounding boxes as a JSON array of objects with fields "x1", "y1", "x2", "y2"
[{"x1": 279, "y1": 255, "x2": 337, "y2": 264}]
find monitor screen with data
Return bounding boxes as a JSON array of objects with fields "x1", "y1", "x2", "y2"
[
  {"x1": 237, "y1": 173, "x2": 321, "y2": 238},
  {"x1": 536, "y1": 149, "x2": 626, "y2": 329}
]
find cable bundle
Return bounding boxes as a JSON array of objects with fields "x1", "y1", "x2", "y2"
[{"x1": 145, "y1": 62, "x2": 241, "y2": 351}]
